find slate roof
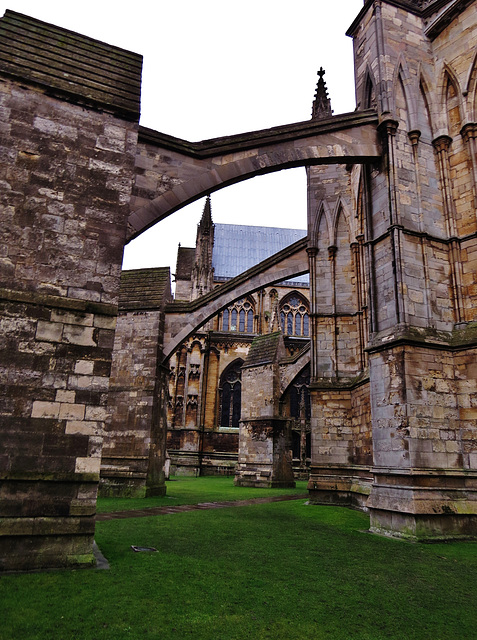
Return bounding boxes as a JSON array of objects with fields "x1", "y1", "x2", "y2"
[
  {"x1": 0, "y1": 10, "x2": 142, "y2": 120},
  {"x1": 212, "y1": 224, "x2": 308, "y2": 286},
  {"x1": 243, "y1": 332, "x2": 284, "y2": 368},
  {"x1": 119, "y1": 268, "x2": 171, "y2": 310}
]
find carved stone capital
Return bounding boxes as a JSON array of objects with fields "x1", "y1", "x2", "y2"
[
  {"x1": 432, "y1": 134, "x2": 452, "y2": 153},
  {"x1": 461, "y1": 122, "x2": 477, "y2": 143},
  {"x1": 408, "y1": 129, "x2": 421, "y2": 146},
  {"x1": 377, "y1": 118, "x2": 399, "y2": 139}
]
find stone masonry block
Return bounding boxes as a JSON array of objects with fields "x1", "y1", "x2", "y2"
[
  {"x1": 75, "y1": 457, "x2": 101, "y2": 475},
  {"x1": 59, "y1": 403, "x2": 86, "y2": 420},
  {"x1": 36, "y1": 320, "x2": 63, "y2": 343},
  {"x1": 63, "y1": 325, "x2": 96, "y2": 347},
  {"x1": 31, "y1": 400, "x2": 60, "y2": 419}
]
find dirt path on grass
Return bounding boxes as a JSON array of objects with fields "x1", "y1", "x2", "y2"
[{"x1": 96, "y1": 493, "x2": 308, "y2": 521}]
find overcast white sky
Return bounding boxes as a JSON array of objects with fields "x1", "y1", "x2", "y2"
[{"x1": 2, "y1": 0, "x2": 364, "y2": 278}]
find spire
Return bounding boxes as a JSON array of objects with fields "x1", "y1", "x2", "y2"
[
  {"x1": 311, "y1": 67, "x2": 333, "y2": 120},
  {"x1": 199, "y1": 195, "x2": 213, "y2": 235},
  {"x1": 192, "y1": 195, "x2": 215, "y2": 300}
]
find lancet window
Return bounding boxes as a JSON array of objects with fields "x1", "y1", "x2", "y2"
[
  {"x1": 219, "y1": 297, "x2": 255, "y2": 333},
  {"x1": 219, "y1": 360, "x2": 242, "y2": 428},
  {"x1": 280, "y1": 293, "x2": 310, "y2": 337}
]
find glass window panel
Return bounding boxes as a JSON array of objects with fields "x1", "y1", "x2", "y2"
[
  {"x1": 303, "y1": 314, "x2": 309, "y2": 337},
  {"x1": 231, "y1": 309, "x2": 237, "y2": 330},
  {"x1": 296, "y1": 314, "x2": 301, "y2": 336},
  {"x1": 222, "y1": 309, "x2": 229, "y2": 331},
  {"x1": 247, "y1": 310, "x2": 253, "y2": 332},
  {"x1": 239, "y1": 309, "x2": 245, "y2": 332},
  {"x1": 232, "y1": 382, "x2": 241, "y2": 427},
  {"x1": 221, "y1": 383, "x2": 231, "y2": 426},
  {"x1": 287, "y1": 312, "x2": 293, "y2": 335},
  {"x1": 280, "y1": 311, "x2": 285, "y2": 332}
]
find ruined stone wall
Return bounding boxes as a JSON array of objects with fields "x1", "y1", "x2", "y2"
[{"x1": 0, "y1": 76, "x2": 137, "y2": 570}]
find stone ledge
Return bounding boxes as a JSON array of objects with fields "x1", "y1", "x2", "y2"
[
  {"x1": 367, "y1": 323, "x2": 477, "y2": 353},
  {"x1": 0, "y1": 287, "x2": 118, "y2": 317},
  {"x1": 0, "y1": 471, "x2": 100, "y2": 483}
]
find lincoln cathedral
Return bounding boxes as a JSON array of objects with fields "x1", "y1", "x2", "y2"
[{"x1": 1, "y1": 0, "x2": 477, "y2": 571}]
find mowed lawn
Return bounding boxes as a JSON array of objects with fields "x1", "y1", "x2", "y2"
[{"x1": 2, "y1": 477, "x2": 477, "y2": 640}]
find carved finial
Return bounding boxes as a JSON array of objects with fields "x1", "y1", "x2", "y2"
[{"x1": 311, "y1": 67, "x2": 333, "y2": 120}]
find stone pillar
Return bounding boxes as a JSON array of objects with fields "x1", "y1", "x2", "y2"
[
  {"x1": 0, "y1": 11, "x2": 141, "y2": 571},
  {"x1": 235, "y1": 333, "x2": 295, "y2": 488}
]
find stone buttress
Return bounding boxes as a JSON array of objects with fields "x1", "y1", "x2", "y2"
[
  {"x1": 235, "y1": 332, "x2": 295, "y2": 488},
  {"x1": 0, "y1": 11, "x2": 141, "y2": 570}
]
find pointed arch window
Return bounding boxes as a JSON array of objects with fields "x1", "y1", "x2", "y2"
[
  {"x1": 219, "y1": 360, "x2": 243, "y2": 427},
  {"x1": 219, "y1": 297, "x2": 255, "y2": 333},
  {"x1": 279, "y1": 293, "x2": 310, "y2": 337}
]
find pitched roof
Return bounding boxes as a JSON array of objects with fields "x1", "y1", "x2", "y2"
[
  {"x1": 119, "y1": 268, "x2": 171, "y2": 310},
  {"x1": 0, "y1": 10, "x2": 142, "y2": 120},
  {"x1": 243, "y1": 332, "x2": 284, "y2": 368},
  {"x1": 212, "y1": 223, "x2": 308, "y2": 286}
]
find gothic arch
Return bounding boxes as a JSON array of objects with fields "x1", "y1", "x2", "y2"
[
  {"x1": 332, "y1": 199, "x2": 353, "y2": 246},
  {"x1": 334, "y1": 205, "x2": 355, "y2": 313},
  {"x1": 313, "y1": 201, "x2": 333, "y2": 249},
  {"x1": 417, "y1": 73, "x2": 436, "y2": 140},
  {"x1": 393, "y1": 58, "x2": 416, "y2": 129},
  {"x1": 362, "y1": 66, "x2": 377, "y2": 111},
  {"x1": 438, "y1": 63, "x2": 465, "y2": 135},
  {"x1": 279, "y1": 291, "x2": 310, "y2": 337},
  {"x1": 219, "y1": 295, "x2": 256, "y2": 333},
  {"x1": 394, "y1": 67, "x2": 412, "y2": 132}
]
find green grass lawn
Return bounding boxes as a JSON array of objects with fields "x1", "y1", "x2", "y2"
[{"x1": 2, "y1": 477, "x2": 477, "y2": 640}]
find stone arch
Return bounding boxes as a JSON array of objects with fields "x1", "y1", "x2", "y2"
[
  {"x1": 163, "y1": 236, "x2": 309, "y2": 361},
  {"x1": 280, "y1": 363, "x2": 312, "y2": 467},
  {"x1": 127, "y1": 112, "x2": 380, "y2": 240}
]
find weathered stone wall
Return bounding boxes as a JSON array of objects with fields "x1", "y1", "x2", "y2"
[
  {"x1": 101, "y1": 267, "x2": 171, "y2": 496},
  {"x1": 0, "y1": 74, "x2": 138, "y2": 569},
  {"x1": 102, "y1": 310, "x2": 161, "y2": 495},
  {"x1": 340, "y1": 0, "x2": 477, "y2": 539}
]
